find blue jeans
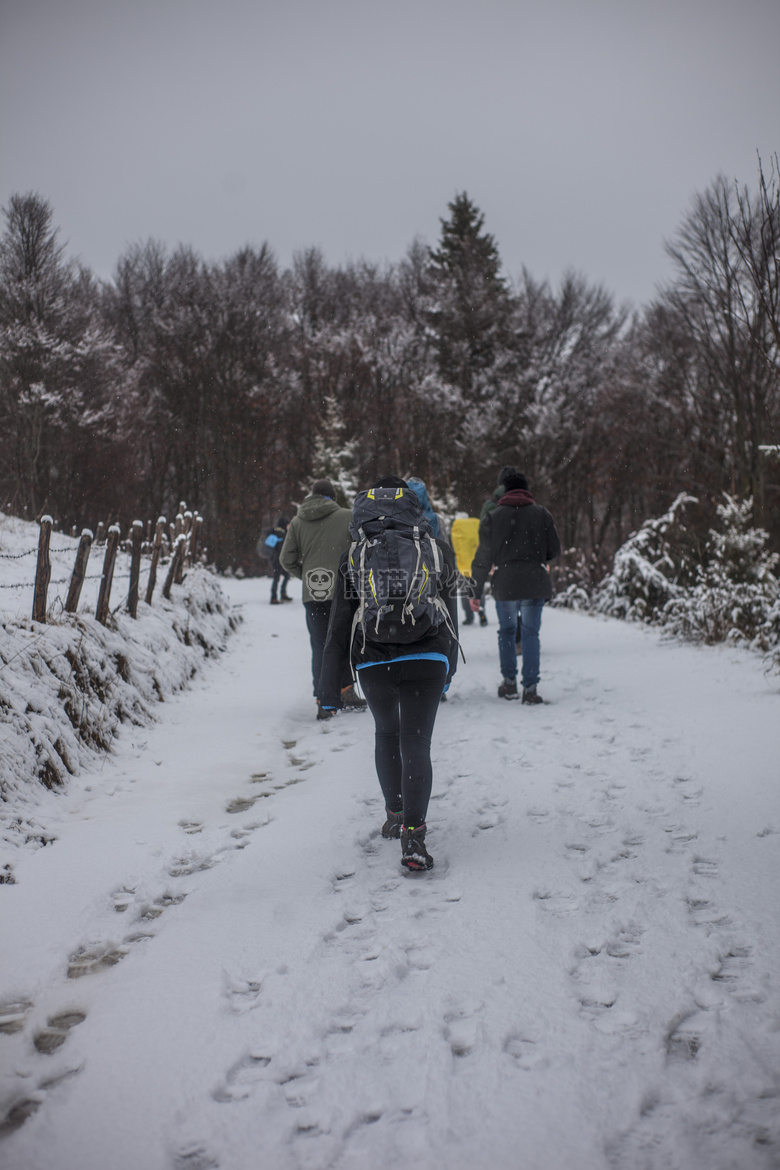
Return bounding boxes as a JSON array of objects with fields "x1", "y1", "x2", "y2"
[{"x1": 494, "y1": 599, "x2": 545, "y2": 689}]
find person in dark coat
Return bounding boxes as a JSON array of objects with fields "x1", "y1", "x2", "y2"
[
  {"x1": 318, "y1": 476, "x2": 459, "y2": 871},
  {"x1": 470, "y1": 471, "x2": 560, "y2": 703},
  {"x1": 264, "y1": 517, "x2": 292, "y2": 604}
]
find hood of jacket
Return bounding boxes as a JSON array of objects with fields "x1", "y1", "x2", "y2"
[
  {"x1": 406, "y1": 478, "x2": 440, "y2": 537},
  {"x1": 296, "y1": 495, "x2": 343, "y2": 522},
  {"x1": 497, "y1": 488, "x2": 535, "y2": 508}
]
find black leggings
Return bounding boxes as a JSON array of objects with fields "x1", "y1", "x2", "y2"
[{"x1": 358, "y1": 658, "x2": 447, "y2": 828}]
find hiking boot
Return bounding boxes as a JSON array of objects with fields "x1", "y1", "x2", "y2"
[
  {"x1": 381, "y1": 810, "x2": 403, "y2": 839},
  {"x1": 401, "y1": 824, "x2": 434, "y2": 871},
  {"x1": 341, "y1": 684, "x2": 367, "y2": 710},
  {"x1": 498, "y1": 677, "x2": 519, "y2": 700},
  {"x1": 270, "y1": 597, "x2": 281, "y2": 605},
  {"x1": 522, "y1": 685, "x2": 544, "y2": 705},
  {"x1": 281, "y1": 594, "x2": 293, "y2": 602},
  {"x1": 479, "y1": 610, "x2": 488, "y2": 627},
  {"x1": 316, "y1": 700, "x2": 334, "y2": 721}
]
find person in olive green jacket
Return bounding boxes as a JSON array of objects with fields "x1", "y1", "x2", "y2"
[{"x1": 279, "y1": 479, "x2": 365, "y2": 719}]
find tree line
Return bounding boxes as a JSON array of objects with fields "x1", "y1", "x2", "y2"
[{"x1": 1, "y1": 161, "x2": 778, "y2": 574}]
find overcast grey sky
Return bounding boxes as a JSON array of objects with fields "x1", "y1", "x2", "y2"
[{"x1": 1, "y1": 0, "x2": 778, "y2": 306}]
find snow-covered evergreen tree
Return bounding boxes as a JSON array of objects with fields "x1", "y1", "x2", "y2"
[
  {"x1": 310, "y1": 393, "x2": 359, "y2": 506},
  {"x1": 664, "y1": 495, "x2": 780, "y2": 647},
  {"x1": 593, "y1": 493, "x2": 700, "y2": 621}
]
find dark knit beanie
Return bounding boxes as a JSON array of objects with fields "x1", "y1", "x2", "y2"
[
  {"x1": 503, "y1": 471, "x2": 529, "y2": 491},
  {"x1": 311, "y1": 479, "x2": 336, "y2": 498},
  {"x1": 497, "y1": 465, "x2": 518, "y2": 487},
  {"x1": 371, "y1": 475, "x2": 408, "y2": 490}
]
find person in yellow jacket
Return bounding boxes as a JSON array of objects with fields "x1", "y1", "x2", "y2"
[{"x1": 449, "y1": 515, "x2": 487, "y2": 626}]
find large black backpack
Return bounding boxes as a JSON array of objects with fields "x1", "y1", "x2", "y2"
[{"x1": 348, "y1": 487, "x2": 453, "y2": 648}]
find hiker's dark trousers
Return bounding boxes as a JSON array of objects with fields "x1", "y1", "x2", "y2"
[
  {"x1": 305, "y1": 601, "x2": 351, "y2": 696},
  {"x1": 358, "y1": 658, "x2": 447, "y2": 828}
]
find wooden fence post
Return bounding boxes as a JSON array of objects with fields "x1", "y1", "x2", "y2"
[
  {"x1": 189, "y1": 514, "x2": 203, "y2": 564},
  {"x1": 96, "y1": 525, "x2": 121, "y2": 624},
  {"x1": 96, "y1": 521, "x2": 105, "y2": 544},
  {"x1": 145, "y1": 516, "x2": 166, "y2": 605},
  {"x1": 162, "y1": 534, "x2": 186, "y2": 599},
  {"x1": 32, "y1": 516, "x2": 53, "y2": 623},
  {"x1": 127, "y1": 520, "x2": 143, "y2": 617},
  {"x1": 65, "y1": 529, "x2": 93, "y2": 613}
]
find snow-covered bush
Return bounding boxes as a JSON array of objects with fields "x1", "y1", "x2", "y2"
[
  {"x1": 579, "y1": 493, "x2": 780, "y2": 667},
  {"x1": 593, "y1": 493, "x2": 701, "y2": 622},
  {"x1": 663, "y1": 495, "x2": 780, "y2": 650},
  {"x1": 550, "y1": 547, "x2": 603, "y2": 609}
]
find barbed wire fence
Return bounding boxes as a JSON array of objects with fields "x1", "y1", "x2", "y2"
[{"x1": 0, "y1": 502, "x2": 204, "y2": 625}]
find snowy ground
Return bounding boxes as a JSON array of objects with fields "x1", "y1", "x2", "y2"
[{"x1": 2, "y1": 576, "x2": 779, "y2": 1170}]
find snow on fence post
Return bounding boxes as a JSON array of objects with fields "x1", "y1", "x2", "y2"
[
  {"x1": 145, "y1": 516, "x2": 166, "y2": 605},
  {"x1": 65, "y1": 529, "x2": 94, "y2": 613},
  {"x1": 127, "y1": 520, "x2": 144, "y2": 617},
  {"x1": 189, "y1": 514, "x2": 203, "y2": 564},
  {"x1": 162, "y1": 534, "x2": 186, "y2": 599},
  {"x1": 96, "y1": 525, "x2": 121, "y2": 624},
  {"x1": 183, "y1": 510, "x2": 193, "y2": 535},
  {"x1": 32, "y1": 516, "x2": 53, "y2": 623},
  {"x1": 95, "y1": 521, "x2": 105, "y2": 545}
]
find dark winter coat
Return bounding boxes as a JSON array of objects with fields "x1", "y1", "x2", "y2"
[
  {"x1": 470, "y1": 489, "x2": 561, "y2": 601},
  {"x1": 279, "y1": 496, "x2": 352, "y2": 602},
  {"x1": 318, "y1": 542, "x2": 460, "y2": 709}
]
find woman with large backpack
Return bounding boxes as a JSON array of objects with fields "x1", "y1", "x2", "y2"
[{"x1": 318, "y1": 476, "x2": 459, "y2": 871}]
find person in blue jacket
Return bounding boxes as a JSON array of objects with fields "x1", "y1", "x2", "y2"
[{"x1": 263, "y1": 518, "x2": 291, "y2": 604}]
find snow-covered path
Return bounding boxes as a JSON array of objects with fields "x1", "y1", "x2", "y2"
[{"x1": 2, "y1": 580, "x2": 779, "y2": 1170}]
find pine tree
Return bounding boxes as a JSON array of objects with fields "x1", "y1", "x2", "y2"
[
  {"x1": 310, "y1": 393, "x2": 359, "y2": 506},
  {"x1": 427, "y1": 192, "x2": 511, "y2": 396}
]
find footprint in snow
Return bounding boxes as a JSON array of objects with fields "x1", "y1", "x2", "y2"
[
  {"x1": 504, "y1": 1032, "x2": 547, "y2": 1070},
  {"x1": 67, "y1": 943, "x2": 129, "y2": 979},
  {"x1": 212, "y1": 1052, "x2": 273, "y2": 1103},
  {"x1": 665, "y1": 1010, "x2": 708, "y2": 1063},
  {"x1": 33, "y1": 1010, "x2": 87, "y2": 1054},
  {"x1": 225, "y1": 796, "x2": 257, "y2": 814},
  {"x1": 222, "y1": 972, "x2": 264, "y2": 1014},
  {"x1": 0, "y1": 1067, "x2": 80, "y2": 1137},
  {"x1": 112, "y1": 886, "x2": 136, "y2": 912},
  {"x1": 168, "y1": 852, "x2": 218, "y2": 877},
  {"x1": 686, "y1": 893, "x2": 731, "y2": 929},
  {"x1": 172, "y1": 1144, "x2": 221, "y2": 1169},
  {"x1": 0, "y1": 999, "x2": 33, "y2": 1034},
  {"x1": 710, "y1": 946, "x2": 766, "y2": 1003},
  {"x1": 179, "y1": 820, "x2": 204, "y2": 834},
  {"x1": 532, "y1": 886, "x2": 579, "y2": 915},
  {"x1": 139, "y1": 891, "x2": 187, "y2": 920}
]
